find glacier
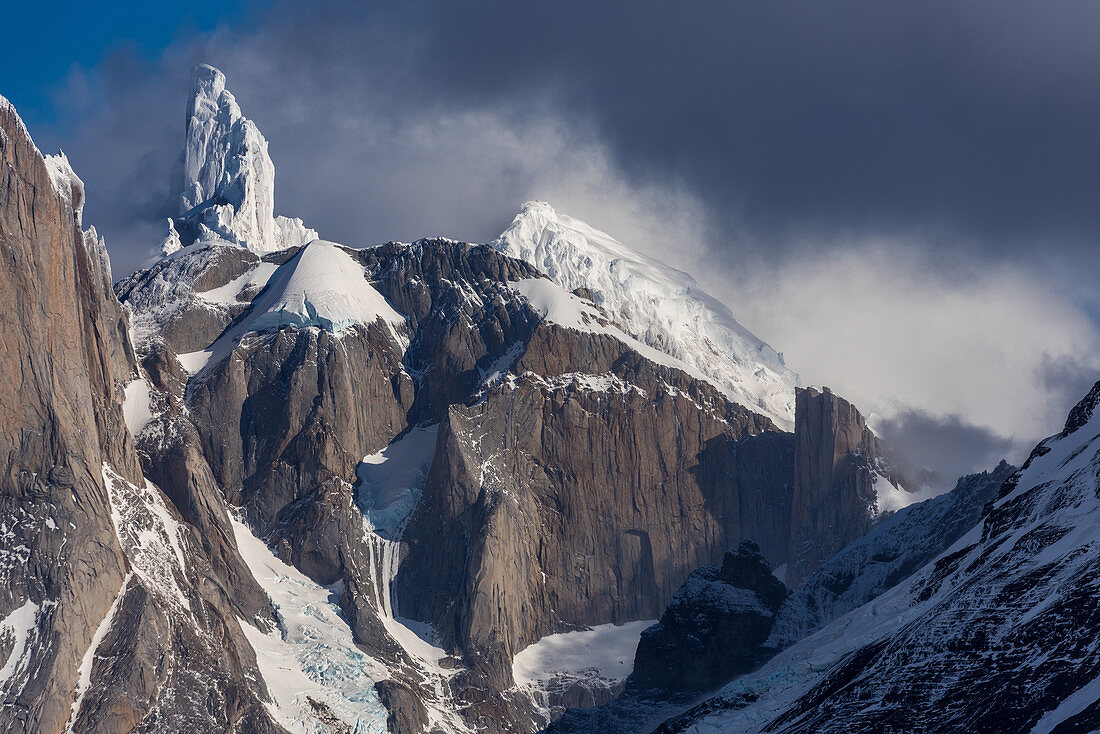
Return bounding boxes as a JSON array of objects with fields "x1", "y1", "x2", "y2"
[
  {"x1": 232, "y1": 518, "x2": 391, "y2": 734},
  {"x1": 494, "y1": 201, "x2": 799, "y2": 428}
]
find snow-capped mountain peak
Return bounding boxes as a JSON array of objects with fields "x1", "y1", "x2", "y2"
[
  {"x1": 166, "y1": 64, "x2": 316, "y2": 256},
  {"x1": 493, "y1": 200, "x2": 799, "y2": 427},
  {"x1": 246, "y1": 239, "x2": 406, "y2": 336}
]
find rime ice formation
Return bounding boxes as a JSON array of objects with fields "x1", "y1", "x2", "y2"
[
  {"x1": 167, "y1": 64, "x2": 317, "y2": 254},
  {"x1": 494, "y1": 201, "x2": 799, "y2": 427}
]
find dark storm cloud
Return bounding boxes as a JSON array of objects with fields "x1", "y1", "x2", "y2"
[
  {"x1": 19, "y1": 0, "x2": 1100, "y2": 469},
  {"x1": 36, "y1": 0, "x2": 1100, "y2": 275},
  {"x1": 873, "y1": 409, "x2": 1017, "y2": 490},
  {"x1": 393, "y1": 0, "x2": 1100, "y2": 252}
]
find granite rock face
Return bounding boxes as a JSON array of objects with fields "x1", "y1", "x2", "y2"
[
  {"x1": 628, "y1": 540, "x2": 788, "y2": 694},
  {"x1": 0, "y1": 96, "x2": 281, "y2": 733},
  {"x1": 787, "y1": 386, "x2": 903, "y2": 585},
  {"x1": 396, "y1": 323, "x2": 779, "y2": 688},
  {"x1": 117, "y1": 237, "x2": 908, "y2": 731},
  {"x1": 0, "y1": 92, "x2": 138, "y2": 734}
]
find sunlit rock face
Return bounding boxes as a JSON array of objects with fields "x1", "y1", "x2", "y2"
[{"x1": 0, "y1": 93, "x2": 281, "y2": 734}]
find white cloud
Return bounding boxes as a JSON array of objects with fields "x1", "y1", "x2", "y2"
[{"x1": 705, "y1": 242, "x2": 1100, "y2": 459}]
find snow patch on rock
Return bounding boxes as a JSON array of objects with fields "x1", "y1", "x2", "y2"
[
  {"x1": 0, "y1": 600, "x2": 41, "y2": 688},
  {"x1": 196, "y1": 261, "x2": 279, "y2": 306},
  {"x1": 68, "y1": 574, "x2": 131, "y2": 732},
  {"x1": 102, "y1": 465, "x2": 191, "y2": 612},
  {"x1": 122, "y1": 379, "x2": 153, "y2": 436},
  {"x1": 510, "y1": 277, "x2": 710, "y2": 384},
  {"x1": 512, "y1": 620, "x2": 655, "y2": 688},
  {"x1": 870, "y1": 471, "x2": 916, "y2": 517}
]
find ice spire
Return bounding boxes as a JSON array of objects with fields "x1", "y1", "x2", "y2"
[{"x1": 163, "y1": 64, "x2": 316, "y2": 256}]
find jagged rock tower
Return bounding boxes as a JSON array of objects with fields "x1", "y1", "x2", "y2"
[{"x1": 164, "y1": 64, "x2": 316, "y2": 255}]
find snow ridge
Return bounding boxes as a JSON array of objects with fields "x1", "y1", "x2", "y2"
[
  {"x1": 494, "y1": 201, "x2": 798, "y2": 427},
  {"x1": 248, "y1": 240, "x2": 406, "y2": 335},
  {"x1": 665, "y1": 383, "x2": 1100, "y2": 733},
  {"x1": 178, "y1": 240, "x2": 408, "y2": 374}
]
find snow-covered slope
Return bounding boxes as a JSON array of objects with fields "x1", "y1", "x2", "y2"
[
  {"x1": 660, "y1": 380, "x2": 1100, "y2": 733},
  {"x1": 168, "y1": 64, "x2": 316, "y2": 255},
  {"x1": 178, "y1": 239, "x2": 407, "y2": 374},
  {"x1": 508, "y1": 277, "x2": 724, "y2": 385},
  {"x1": 769, "y1": 460, "x2": 1014, "y2": 649},
  {"x1": 248, "y1": 240, "x2": 405, "y2": 334},
  {"x1": 494, "y1": 202, "x2": 798, "y2": 427}
]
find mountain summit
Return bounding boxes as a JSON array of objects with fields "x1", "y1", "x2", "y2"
[
  {"x1": 0, "y1": 78, "x2": 942, "y2": 734},
  {"x1": 163, "y1": 64, "x2": 316, "y2": 255},
  {"x1": 494, "y1": 201, "x2": 799, "y2": 427}
]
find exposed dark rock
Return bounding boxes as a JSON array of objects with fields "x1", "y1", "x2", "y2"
[
  {"x1": 627, "y1": 540, "x2": 788, "y2": 694},
  {"x1": 375, "y1": 679, "x2": 430, "y2": 734},
  {"x1": 187, "y1": 323, "x2": 413, "y2": 527},
  {"x1": 1061, "y1": 379, "x2": 1100, "y2": 437},
  {"x1": 544, "y1": 677, "x2": 623, "y2": 711},
  {"x1": 787, "y1": 386, "x2": 907, "y2": 585}
]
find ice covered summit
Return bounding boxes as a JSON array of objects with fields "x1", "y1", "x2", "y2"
[
  {"x1": 162, "y1": 64, "x2": 316, "y2": 256},
  {"x1": 148, "y1": 64, "x2": 800, "y2": 429},
  {"x1": 494, "y1": 201, "x2": 799, "y2": 427}
]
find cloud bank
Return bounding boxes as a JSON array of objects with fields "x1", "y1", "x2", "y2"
[{"x1": 21, "y1": 0, "x2": 1100, "y2": 479}]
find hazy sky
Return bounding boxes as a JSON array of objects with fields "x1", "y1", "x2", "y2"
[{"x1": 4, "y1": 0, "x2": 1099, "y2": 483}]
